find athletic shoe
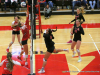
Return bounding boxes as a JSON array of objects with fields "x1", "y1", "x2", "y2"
[
  {"x1": 67, "y1": 40, "x2": 72, "y2": 43},
  {"x1": 17, "y1": 56, "x2": 22, "y2": 61},
  {"x1": 78, "y1": 58, "x2": 82, "y2": 63},
  {"x1": 6, "y1": 49, "x2": 9, "y2": 53},
  {"x1": 38, "y1": 69, "x2": 45, "y2": 73},
  {"x1": 72, "y1": 51, "x2": 76, "y2": 57}
]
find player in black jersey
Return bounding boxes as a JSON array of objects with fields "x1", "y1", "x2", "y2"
[
  {"x1": 71, "y1": 19, "x2": 84, "y2": 63},
  {"x1": 38, "y1": 28, "x2": 69, "y2": 73},
  {"x1": 67, "y1": 7, "x2": 85, "y2": 44}
]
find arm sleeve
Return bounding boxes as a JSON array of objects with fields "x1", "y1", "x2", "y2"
[
  {"x1": 80, "y1": 27, "x2": 85, "y2": 35},
  {"x1": 71, "y1": 19, "x2": 76, "y2": 23},
  {"x1": 0, "y1": 59, "x2": 6, "y2": 67},
  {"x1": 81, "y1": 15, "x2": 85, "y2": 24},
  {"x1": 12, "y1": 60, "x2": 21, "y2": 66}
]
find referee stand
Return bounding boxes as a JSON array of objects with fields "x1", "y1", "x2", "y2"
[{"x1": 35, "y1": 4, "x2": 43, "y2": 38}]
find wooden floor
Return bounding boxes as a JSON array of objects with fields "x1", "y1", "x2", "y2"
[{"x1": 0, "y1": 14, "x2": 100, "y2": 75}]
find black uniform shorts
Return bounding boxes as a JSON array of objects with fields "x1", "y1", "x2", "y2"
[
  {"x1": 47, "y1": 46, "x2": 55, "y2": 53},
  {"x1": 12, "y1": 31, "x2": 20, "y2": 35},
  {"x1": 22, "y1": 40, "x2": 28, "y2": 45},
  {"x1": 73, "y1": 38, "x2": 81, "y2": 42}
]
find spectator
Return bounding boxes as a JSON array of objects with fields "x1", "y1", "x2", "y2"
[
  {"x1": 11, "y1": 0, "x2": 18, "y2": 13},
  {"x1": 81, "y1": 0, "x2": 88, "y2": 9},
  {"x1": 97, "y1": 0, "x2": 100, "y2": 9},
  {"x1": 47, "y1": 1, "x2": 53, "y2": 8},
  {"x1": 89, "y1": 0, "x2": 96, "y2": 11},
  {"x1": 72, "y1": 0, "x2": 81, "y2": 15},
  {"x1": 39, "y1": 0, "x2": 46, "y2": 7},
  {"x1": 44, "y1": 4, "x2": 51, "y2": 19},
  {"x1": 46, "y1": 0, "x2": 56, "y2": 8},
  {"x1": 1, "y1": 0, "x2": 11, "y2": 12}
]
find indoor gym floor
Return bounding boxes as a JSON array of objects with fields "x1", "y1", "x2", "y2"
[{"x1": 0, "y1": 14, "x2": 100, "y2": 75}]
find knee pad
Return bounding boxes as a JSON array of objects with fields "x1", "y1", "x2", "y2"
[
  {"x1": 76, "y1": 49, "x2": 80, "y2": 53},
  {"x1": 73, "y1": 51, "x2": 76, "y2": 53},
  {"x1": 25, "y1": 55, "x2": 28, "y2": 58},
  {"x1": 19, "y1": 41, "x2": 22, "y2": 44},
  {"x1": 10, "y1": 41, "x2": 14, "y2": 44},
  {"x1": 43, "y1": 58, "x2": 47, "y2": 62}
]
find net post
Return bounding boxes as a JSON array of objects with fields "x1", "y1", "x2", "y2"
[
  {"x1": 28, "y1": 0, "x2": 36, "y2": 75},
  {"x1": 33, "y1": 4, "x2": 36, "y2": 39}
]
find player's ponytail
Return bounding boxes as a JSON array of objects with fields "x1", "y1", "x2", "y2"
[
  {"x1": 14, "y1": 15, "x2": 23, "y2": 20},
  {"x1": 7, "y1": 52, "x2": 14, "y2": 72},
  {"x1": 78, "y1": 7, "x2": 85, "y2": 14}
]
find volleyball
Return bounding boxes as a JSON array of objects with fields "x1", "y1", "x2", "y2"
[{"x1": 21, "y1": 2, "x2": 26, "y2": 7}]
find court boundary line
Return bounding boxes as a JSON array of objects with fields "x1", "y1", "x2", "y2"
[
  {"x1": 68, "y1": 63, "x2": 80, "y2": 72},
  {"x1": 89, "y1": 34, "x2": 100, "y2": 54}
]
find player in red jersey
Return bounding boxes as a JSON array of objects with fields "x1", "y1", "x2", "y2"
[
  {"x1": 6, "y1": 15, "x2": 23, "y2": 52},
  {"x1": 17, "y1": 11, "x2": 30, "y2": 69},
  {"x1": 0, "y1": 52, "x2": 25, "y2": 75}
]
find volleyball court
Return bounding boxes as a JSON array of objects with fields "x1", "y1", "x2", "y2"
[{"x1": 0, "y1": 0, "x2": 100, "y2": 75}]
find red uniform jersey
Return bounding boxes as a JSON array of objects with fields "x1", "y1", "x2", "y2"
[
  {"x1": 2, "y1": 59, "x2": 12, "y2": 74},
  {"x1": 0, "y1": 59, "x2": 21, "y2": 74},
  {"x1": 12, "y1": 21, "x2": 20, "y2": 31},
  {"x1": 21, "y1": 16, "x2": 30, "y2": 41},
  {"x1": 21, "y1": 25, "x2": 29, "y2": 41}
]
